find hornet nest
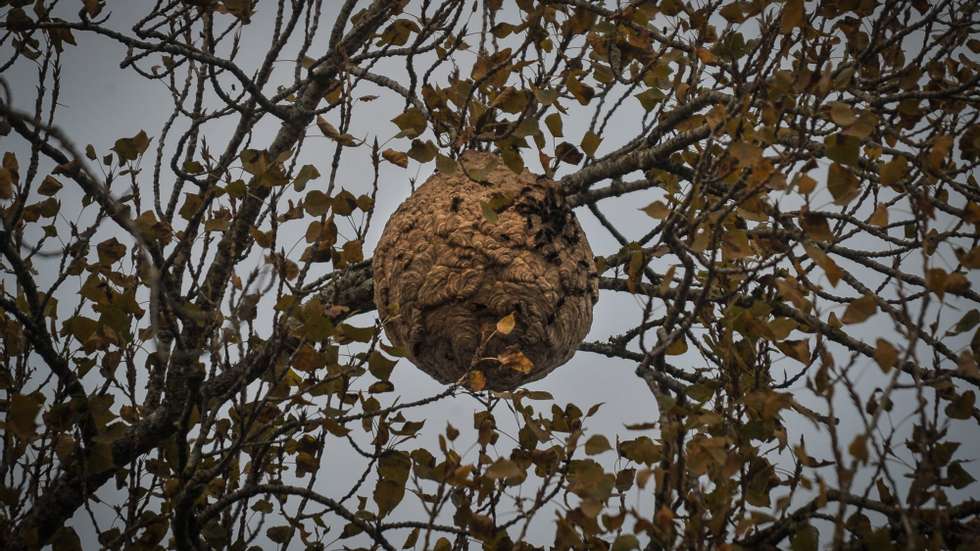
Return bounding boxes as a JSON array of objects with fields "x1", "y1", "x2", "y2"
[{"x1": 372, "y1": 151, "x2": 599, "y2": 390}]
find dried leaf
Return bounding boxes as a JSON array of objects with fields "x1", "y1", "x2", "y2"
[
  {"x1": 382, "y1": 148, "x2": 408, "y2": 168},
  {"x1": 485, "y1": 458, "x2": 522, "y2": 479},
  {"x1": 468, "y1": 370, "x2": 487, "y2": 391},
  {"x1": 9, "y1": 394, "x2": 42, "y2": 440},
  {"x1": 581, "y1": 131, "x2": 601, "y2": 157},
  {"x1": 640, "y1": 201, "x2": 669, "y2": 219},
  {"x1": 879, "y1": 156, "x2": 907, "y2": 187},
  {"x1": 496, "y1": 312, "x2": 516, "y2": 335},
  {"x1": 585, "y1": 434, "x2": 612, "y2": 455},
  {"x1": 780, "y1": 0, "x2": 804, "y2": 33},
  {"x1": 316, "y1": 116, "x2": 359, "y2": 146},
  {"x1": 842, "y1": 295, "x2": 877, "y2": 324},
  {"x1": 867, "y1": 204, "x2": 889, "y2": 226},
  {"x1": 829, "y1": 102, "x2": 857, "y2": 126},
  {"x1": 827, "y1": 162, "x2": 860, "y2": 205},
  {"x1": 391, "y1": 108, "x2": 427, "y2": 138},
  {"x1": 948, "y1": 309, "x2": 980, "y2": 337},
  {"x1": 545, "y1": 113, "x2": 563, "y2": 137},
  {"x1": 874, "y1": 339, "x2": 898, "y2": 372},
  {"x1": 498, "y1": 349, "x2": 534, "y2": 374},
  {"x1": 37, "y1": 176, "x2": 62, "y2": 196}
]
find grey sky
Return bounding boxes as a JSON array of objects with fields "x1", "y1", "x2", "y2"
[{"x1": 3, "y1": 0, "x2": 978, "y2": 548}]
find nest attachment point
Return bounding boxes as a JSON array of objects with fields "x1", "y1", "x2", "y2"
[{"x1": 372, "y1": 151, "x2": 599, "y2": 391}]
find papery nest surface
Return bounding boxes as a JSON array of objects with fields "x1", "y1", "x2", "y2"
[{"x1": 372, "y1": 151, "x2": 599, "y2": 390}]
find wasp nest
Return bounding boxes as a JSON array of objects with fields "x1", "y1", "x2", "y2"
[{"x1": 372, "y1": 151, "x2": 599, "y2": 390}]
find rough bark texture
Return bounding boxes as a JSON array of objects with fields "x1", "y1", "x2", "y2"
[{"x1": 373, "y1": 151, "x2": 599, "y2": 390}]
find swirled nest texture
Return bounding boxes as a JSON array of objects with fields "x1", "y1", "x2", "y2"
[{"x1": 372, "y1": 151, "x2": 599, "y2": 390}]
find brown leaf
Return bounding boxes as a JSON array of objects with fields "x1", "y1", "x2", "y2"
[
  {"x1": 545, "y1": 113, "x2": 563, "y2": 137},
  {"x1": 730, "y1": 141, "x2": 762, "y2": 167},
  {"x1": 581, "y1": 131, "x2": 601, "y2": 157},
  {"x1": 825, "y1": 133, "x2": 860, "y2": 166},
  {"x1": 945, "y1": 391, "x2": 975, "y2": 420},
  {"x1": 696, "y1": 47, "x2": 719, "y2": 65},
  {"x1": 827, "y1": 162, "x2": 860, "y2": 205},
  {"x1": 0, "y1": 167, "x2": 13, "y2": 199},
  {"x1": 391, "y1": 108, "x2": 427, "y2": 138},
  {"x1": 435, "y1": 154, "x2": 457, "y2": 175},
  {"x1": 849, "y1": 434, "x2": 869, "y2": 464},
  {"x1": 373, "y1": 478, "x2": 405, "y2": 517},
  {"x1": 585, "y1": 434, "x2": 612, "y2": 455},
  {"x1": 316, "y1": 116, "x2": 359, "y2": 146},
  {"x1": 842, "y1": 295, "x2": 877, "y2": 324},
  {"x1": 874, "y1": 339, "x2": 898, "y2": 372},
  {"x1": 926, "y1": 268, "x2": 948, "y2": 299},
  {"x1": 37, "y1": 176, "x2": 62, "y2": 196},
  {"x1": 801, "y1": 212, "x2": 832, "y2": 241},
  {"x1": 640, "y1": 201, "x2": 669, "y2": 219},
  {"x1": 795, "y1": 173, "x2": 816, "y2": 194},
  {"x1": 112, "y1": 130, "x2": 150, "y2": 163},
  {"x1": 9, "y1": 394, "x2": 42, "y2": 440},
  {"x1": 867, "y1": 204, "x2": 889, "y2": 226},
  {"x1": 777, "y1": 339, "x2": 811, "y2": 364},
  {"x1": 879, "y1": 156, "x2": 907, "y2": 187},
  {"x1": 829, "y1": 102, "x2": 857, "y2": 126},
  {"x1": 382, "y1": 149, "x2": 408, "y2": 168},
  {"x1": 485, "y1": 458, "x2": 522, "y2": 480},
  {"x1": 665, "y1": 336, "x2": 688, "y2": 356},
  {"x1": 779, "y1": 0, "x2": 804, "y2": 33}
]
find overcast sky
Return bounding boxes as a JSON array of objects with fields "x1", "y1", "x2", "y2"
[{"x1": 3, "y1": 1, "x2": 978, "y2": 548}]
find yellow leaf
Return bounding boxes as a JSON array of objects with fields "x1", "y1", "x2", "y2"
[
  {"x1": 467, "y1": 370, "x2": 487, "y2": 391},
  {"x1": 696, "y1": 47, "x2": 719, "y2": 65},
  {"x1": 382, "y1": 149, "x2": 408, "y2": 168},
  {"x1": 498, "y1": 349, "x2": 534, "y2": 374},
  {"x1": 496, "y1": 313, "x2": 516, "y2": 335}
]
